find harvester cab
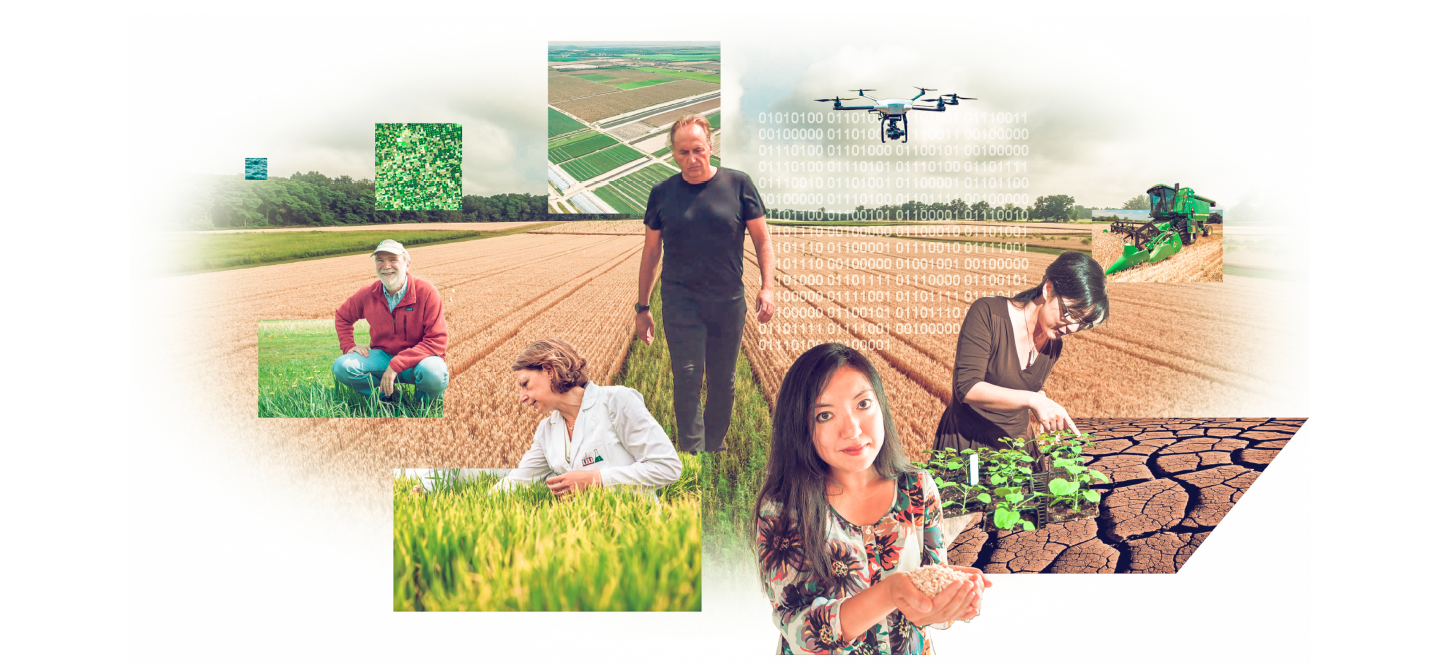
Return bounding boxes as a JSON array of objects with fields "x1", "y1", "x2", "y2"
[{"x1": 1104, "y1": 183, "x2": 1217, "y2": 275}]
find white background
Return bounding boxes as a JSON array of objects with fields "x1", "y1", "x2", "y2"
[{"x1": 3, "y1": 2, "x2": 1433, "y2": 661}]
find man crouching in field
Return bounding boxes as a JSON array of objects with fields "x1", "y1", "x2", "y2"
[{"x1": 333, "y1": 239, "x2": 449, "y2": 406}]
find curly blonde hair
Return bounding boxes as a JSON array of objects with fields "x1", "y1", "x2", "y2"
[{"x1": 511, "y1": 338, "x2": 590, "y2": 393}]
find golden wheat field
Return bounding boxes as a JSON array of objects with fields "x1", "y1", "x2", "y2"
[
  {"x1": 151, "y1": 231, "x2": 646, "y2": 492},
  {"x1": 737, "y1": 231, "x2": 1301, "y2": 461}
]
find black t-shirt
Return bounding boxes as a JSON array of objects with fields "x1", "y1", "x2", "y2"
[{"x1": 643, "y1": 167, "x2": 766, "y2": 300}]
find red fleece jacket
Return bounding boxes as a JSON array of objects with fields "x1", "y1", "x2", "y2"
[{"x1": 335, "y1": 275, "x2": 448, "y2": 373}]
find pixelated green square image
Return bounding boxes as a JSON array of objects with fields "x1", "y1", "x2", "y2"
[{"x1": 375, "y1": 123, "x2": 462, "y2": 210}]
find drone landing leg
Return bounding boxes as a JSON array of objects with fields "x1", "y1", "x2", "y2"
[
  {"x1": 878, "y1": 115, "x2": 886, "y2": 144},
  {"x1": 902, "y1": 114, "x2": 909, "y2": 144}
]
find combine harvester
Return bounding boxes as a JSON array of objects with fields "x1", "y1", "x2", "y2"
[{"x1": 1104, "y1": 183, "x2": 1220, "y2": 275}]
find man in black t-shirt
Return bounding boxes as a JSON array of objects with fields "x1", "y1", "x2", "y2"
[{"x1": 637, "y1": 114, "x2": 776, "y2": 453}]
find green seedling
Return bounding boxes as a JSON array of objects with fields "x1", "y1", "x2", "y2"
[
  {"x1": 922, "y1": 447, "x2": 990, "y2": 514},
  {"x1": 992, "y1": 488, "x2": 1036, "y2": 531},
  {"x1": 1035, "y1": 430, "x2": 1108, "y2": 515}
]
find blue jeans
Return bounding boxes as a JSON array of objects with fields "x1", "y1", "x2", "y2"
[{"x1": 331, "y1": 350, "x2": 448, "y2": 402}]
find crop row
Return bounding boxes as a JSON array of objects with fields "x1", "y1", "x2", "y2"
[
  {"x1": 554, "y1": 79, "x2": 720, "y2": 123},
  {"x1": 548, "y1": 132, "x2": 619, "y2": 163},
  {"x1": 560, "y1": 144, "x2": 646, "y2": 181},
  {"x1": 547, "y1": 108, "x2": 587, "y2": 138}
]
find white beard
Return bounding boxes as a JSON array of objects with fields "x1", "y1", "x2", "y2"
[{"x1": 378, "y1": 271, "x2": 406, "y2": 292}]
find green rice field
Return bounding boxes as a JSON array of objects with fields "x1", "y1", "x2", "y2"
[
  {"x1": 558, "y1": 143, "x2": 646, "y2": 181},
  {"x1": 652, "y1": 145, "x2": 671, "y2": 157},
  {"x1": 573, "y1": 73, "x2": 613, "y2": 82},
  {"x1": 394, "y1": 456, "x2": 701, "y2": 611},
  {"x1": 705, "y1": 111, "x2": 720, "y2": 130},
  {"x1": 548, "y1": 108, "x2": 587, "y2": 138},
  {"x1": 547, "y1": 131, "x2": 620, "y2": 163},
  {"x1": 592, "y1": 163, "x2": 677, "y2": 212},
  {"x1": 632, "y1": 67, "x2": 720, "y2": 83}
]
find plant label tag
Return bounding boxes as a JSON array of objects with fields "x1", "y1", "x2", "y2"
[{"x1": 969, "y1": 453, "x2": 978, "y2": 485}]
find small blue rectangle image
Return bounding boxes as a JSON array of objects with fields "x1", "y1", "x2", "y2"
[{"x1": 245, "y1": 158, "x2": 268, "y2": 180}]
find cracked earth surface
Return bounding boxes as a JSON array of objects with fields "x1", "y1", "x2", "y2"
[{"x1": 946, "y1": 417, "x2": 1304, "y2": 574}]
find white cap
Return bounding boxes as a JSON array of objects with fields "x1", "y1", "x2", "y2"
[{"x1": 371, "y1": 239, "x2": 408, "y2": 259}]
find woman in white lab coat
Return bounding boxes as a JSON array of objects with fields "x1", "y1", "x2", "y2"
[{"x1": 494, "y1": 338, "x2": 682, "y2": 497}]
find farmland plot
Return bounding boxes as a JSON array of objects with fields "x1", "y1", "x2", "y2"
[
  {"x1": 547, "y1": 131, "x2": 620, "y2": 163},
  {"x1": 610, "y1": 122, "x2": 659, "y2": 142},
  {"x1": 638, "y1": 100, "x2": 722, "y2": 129},
  {"x1": 558, "y1": 144, "x2": 646, "y2": 181},
  {"x1": 554, "y1": 79, "x2": 720, "y2": 123},
  {"x1": 547, "y1": 108, "x2": 587, "y2": 138},
  {"x1": 737, "y1": 234, "x2": 1303, "y2": 461},
  {"x1": 548, "y1": 76, "x2": 617, "y2": 104},
  {"x1": 151, "y1": 232, "x2": 650, "y2": 497}
]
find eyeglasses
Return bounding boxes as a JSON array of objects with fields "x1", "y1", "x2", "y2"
[{"x1": 1057, "y1": 299, "x2": 1095, "y2": 331}]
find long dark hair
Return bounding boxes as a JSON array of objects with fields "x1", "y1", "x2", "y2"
[
  {"x1": 751, "y1": 343, "x2": 913, "y2": 593},
  {"x1": 1010, "y1": 250, "x2": 1110, "y2": 327}
]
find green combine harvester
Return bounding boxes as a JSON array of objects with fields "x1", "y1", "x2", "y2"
[{"x1": 1104, "y1": 183, "x2": 1218, "y2": 275}]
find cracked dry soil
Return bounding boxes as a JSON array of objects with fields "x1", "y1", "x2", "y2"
[{"x1": 946, "y1": 417, "x2": 1304, "y2": 574}]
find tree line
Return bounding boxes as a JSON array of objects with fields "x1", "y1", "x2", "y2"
[
  {"x1": 768, "y1": 194, "x2": 1095, "y2": 223},
  {"x1": 180, "y1": 171, "x2": 619, "y2": 230}
]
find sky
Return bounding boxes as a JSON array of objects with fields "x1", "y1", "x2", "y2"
[{"x1": 127, "y1": 14, "x2": 1303, "y2": 221}]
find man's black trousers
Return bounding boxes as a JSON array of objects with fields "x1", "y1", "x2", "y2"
[{"x1": 661, "y1": 289, "x2": 746, "y2": 453}]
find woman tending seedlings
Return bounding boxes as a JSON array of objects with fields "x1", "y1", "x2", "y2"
[
  {"x1": 932, "y1": 250, "x2": 1110, "y2": 460},
  {"x1": 752, "y1": 343, "x2": 990, "y2": 655}
]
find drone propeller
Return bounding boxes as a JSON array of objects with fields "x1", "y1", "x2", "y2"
[
  {"x1": 914, "y1": 86, "x2": 936, "y2": 92},
  {"x1": 849, "y1": 88, "x2": 874, "y2": 94},
  {"x1": 814, "y1": 97, "x2": 858, "y2": 102}
]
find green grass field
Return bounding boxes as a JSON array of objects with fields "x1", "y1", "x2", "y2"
[
  {"x1": 559, "y1": 144, "x2": 646, "y2": 181},
  {"x1": 547, "y1": 131, "x2": 620, "y2": 162},
  {"x1": 548, "y1": 108, "x2": 587, "y2": 138},
  {"x1": 393, "y1": 459, "x2": 701, "y2": 611},
  {"x1": 710, "y1": 155, "x2": 721, "y2": 168},
  {"x1": 573, "y1": 73, "x2": 612, "y2": 82},
  {"x1": 258, "y1": 319, "x2": 443, "y2": 418},
  {"x1": 161, "y1": 225, "x2": 553, "y2": 276},
  {"x1": 652, "y1": 145, "x2": 671, "y2": 157},
  {"x1": 615, "y1": 78, "x2": 673, "y2": 90},
  {"x1": 705, "y1": 111, "x2": 720, "y2": 130},
  {"x1": 632, "y1": 67, "x2": 720, "y2": 83}
]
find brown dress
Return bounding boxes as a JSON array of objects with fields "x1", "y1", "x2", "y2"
[{"x1": 932, "y1": 297, "x2": 1061, "y2": 459}]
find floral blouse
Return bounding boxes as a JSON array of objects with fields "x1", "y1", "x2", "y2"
[{"x1": 755, "y1": 470, "x2": 950, "y2": 655}]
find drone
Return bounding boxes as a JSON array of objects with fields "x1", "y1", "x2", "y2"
[{"x1": 814, "y1": 88, "x2": 976, "y2": 143}]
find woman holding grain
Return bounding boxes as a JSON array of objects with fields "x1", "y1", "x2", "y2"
[
  {"x1": 932, "y1": 250, "x2": 1109, "y2": 459},
  {"x1": 494, "y1": 338, "x2": 682, "y2": 497},
  {"x1": 753, "y1": 343, "x2": 991, "y2": 655}
]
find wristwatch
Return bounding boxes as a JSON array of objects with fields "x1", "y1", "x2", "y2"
[{"x1": 634, "y1": 303, "x2": 651, "y2": 313}]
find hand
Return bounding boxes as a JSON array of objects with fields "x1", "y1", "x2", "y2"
[
  {"x1": 1026, "y1": 391, "x2": 1079, "y2": 436},
  {"x1": 755, "y1": 288, "x2": 777, "y2": 324},
  {"x1": 545, "y1": 469, "x2": 602, "y2": 498},
  {"x1": 380, "y1": 366, "x2": 398, "y2": 396},
  {"x1": 949, "y1": 566, "x2": 992, "y2": 622},
  {"x1": 886, "y1": 571, "x2": 976, "y2": 628},
  {"x1": 351, "y1": 345, "x2": 370, "y2": 357},
  {"x1": 636, "y1": 311, "x2": 655, "y2": 345}
]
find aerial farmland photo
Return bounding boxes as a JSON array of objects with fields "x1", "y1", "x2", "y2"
[{"x1": 547, "y1": 42, "x2": 720, "y2": 215}]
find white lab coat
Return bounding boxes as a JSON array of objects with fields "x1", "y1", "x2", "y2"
[{"x1": 494, "y1": 383, "x2": 683, "y2": 491}]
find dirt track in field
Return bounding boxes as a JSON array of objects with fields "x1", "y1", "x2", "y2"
[{"x1": 946, "y1": 417, "x2": 1303, "y2": 573}]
